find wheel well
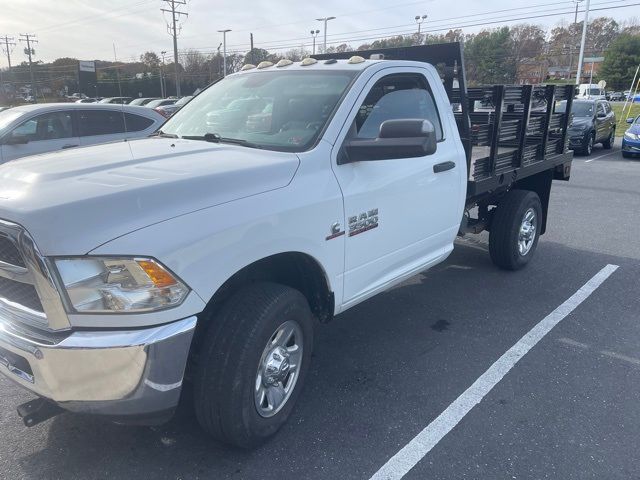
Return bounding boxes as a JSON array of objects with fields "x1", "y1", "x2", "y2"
[
  {"x1": 514, "y1": 169, "x2": 553, "y2": 235},
  {"x1": 198, "y1": 252, "x2": 334, "y2": 329}
]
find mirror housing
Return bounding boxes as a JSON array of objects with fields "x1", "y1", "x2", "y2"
[
  {"x1": 340, "y1": 119, "x2": 437, "y2": 164},
  {"x1": 597, "y1": 111, "x2": 606, "y2": 118},
  {"x1": 627, "y1": 117, "x2": 636, "y2": 124},
  {"x1": 3, "y1": 134, "x2": 29, "y2": 145}
]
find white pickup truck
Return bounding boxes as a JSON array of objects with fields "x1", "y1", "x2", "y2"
[{"x1": 0, "y1": 43, "x2": 573, "y2": 447}]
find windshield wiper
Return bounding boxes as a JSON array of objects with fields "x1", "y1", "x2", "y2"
[
  {"x1": 150, "y1": 130, "x2": 179, "y2": 139},
  {"x1": 182, "y1": 133, "x2": 257, "y2": 148}
]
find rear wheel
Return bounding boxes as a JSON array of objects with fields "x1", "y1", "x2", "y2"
[
  {"x1": 193, "y1": 282, "x2": 313, "y2": 448},
  {"x1": 489, "y1": 190, "x2": 542, "y2": 271},
  {"x1": 602, "y1": 129, "x2": 615, "y2": 149}
]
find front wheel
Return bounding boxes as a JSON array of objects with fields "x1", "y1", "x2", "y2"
[
  {"x1": 193, "y1": 282, "x2": 314, "y2": 448},
  {"x1": 489, "y1": 190, "x2": 542, "y2": 270},
  {"x1": 582, "y1": 133, "x2": 594, "y2": 156}
]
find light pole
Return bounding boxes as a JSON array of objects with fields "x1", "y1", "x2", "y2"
[
  {"x1": 310, "y1": 29, "x2": 320, "y2": 55},
  {"x1": 218, "y1": 29, "x2": 231, "y2": 76},
  {"x1": 316, "y1": 16, "x2": 335, "y2": 53},
  {"x1": 160, "y1": 50, "x2": 167, "y2": 98},
  {"x1": 575, "y1": 0, "x2": 591, "y2": 85},
  {"x1": 415, "y1": 14, "x2": 427, "y2": 35}
]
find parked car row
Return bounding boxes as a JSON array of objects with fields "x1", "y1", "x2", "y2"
[
  {"x1": 73, "y1": 95, "x2": 193, "y2": 117},
  {"x1": 0, "y1": 103, "x2": 165, "y2": 164}
]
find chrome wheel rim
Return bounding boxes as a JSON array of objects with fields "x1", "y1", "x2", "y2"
[
  {"x1": 254, "y1": 320, "x2": 303, "y2": 418},
  {"x1": 518, "y1": 208, "x2": 537, "y2": 256}
]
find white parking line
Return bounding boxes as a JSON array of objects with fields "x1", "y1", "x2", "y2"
[
  {"x1": 368, "y1": 264, "x2": 619, "y2": 480},
  {"x1": 585, "y1": 150, "x2": 621, "y2": 163}
]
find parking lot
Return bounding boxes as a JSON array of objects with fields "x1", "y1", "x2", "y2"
[{"x1": 1, "y1": 143, "x2": 639, "y2": 479}]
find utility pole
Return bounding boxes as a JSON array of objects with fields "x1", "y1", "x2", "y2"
[
  {"x1": 160, "y1": 50, "x2": 167, "y2": 98},
  {"x1": 316, "y1": 16, "x2": 335, "y2": 53},
  {"x1": 218, "y1": 29, "x2": 231, "y2": 76},
  {"x1": 569, "y1": 0, "x2": 584, "y2": 80},
  {"x1": 250, "y1": 33, "x2": 254, "y2": 64},
  {"x1": 576, "y1": 0, "x2": 591, "y2": 85},
  {"x1": 310, "y1": 29, "x2": 320, "y2": 55},
  {"x1": 1, "y1": 35, "x2": 15, "y2": 86},
  {"x1": 19, "y1": 34, "x2": 37, "y2": 102},
  {"x1": 161, "y1": 0, "x2": 188, "y2": 96}
]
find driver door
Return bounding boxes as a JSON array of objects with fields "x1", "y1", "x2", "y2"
[
  {"x1": 2, "y1": 110, "x2": 79, "y2": 162},
  {"x1": 331, "y1": 68, "x2": 463, "y2": 307}
]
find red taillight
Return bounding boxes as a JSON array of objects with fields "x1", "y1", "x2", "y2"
[{"x1": 154, "y1": 107, "x2": 170, "y2": 118}]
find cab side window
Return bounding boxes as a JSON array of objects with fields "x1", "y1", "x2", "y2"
[
  {"x1": 11, "y1": 111, "x2": 73, "y2": 141},
  {"x1": 354, "y1": 73, "x2": 443, "y2": 140},
  {"x1": 596, "y1": 103, "x2": 606, "y2": 117}
]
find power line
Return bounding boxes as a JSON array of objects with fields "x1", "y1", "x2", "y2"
[{"x1": 161, "y1": 0, "x2": 188, "y2": 96}]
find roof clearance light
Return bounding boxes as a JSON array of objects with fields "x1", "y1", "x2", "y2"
[
  {"x1": 300, "y1": 57, "x2": 318, "y2": 66},
  {"x1": 241, "y1": 64, "x2": 256, "y2": 71},
  {"x1": 348, "y1": 56, "x2": 366, "y2": 64},
  {"x1": 257, "y1": 61, "x2": 274, "y2": 69},
  {"x1": 370, "y1": 54, "x2": 385, "y2": 60},
  {"x1": 276, "y1": 59, "x2": 293, "y2": 67}
]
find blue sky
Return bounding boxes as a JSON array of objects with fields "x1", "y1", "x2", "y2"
[{"x1": 2, "y1": 0, "x2": 638, "y2": 63}]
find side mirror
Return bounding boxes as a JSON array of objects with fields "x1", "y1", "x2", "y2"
[
  {"x1": 340, "y1": 119, "x2": 437, "y2": 164},
  {"x1": 627, "y1": 117, "x2": 635, "y2": 124},
  {"x1": 3, "y1": 134, "x2": 29, "y2": 145},
  {"x1": 597, "y1": 111, "x2": 606, "y2": 118}
]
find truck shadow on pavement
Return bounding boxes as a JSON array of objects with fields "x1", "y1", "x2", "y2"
[{"x1": 14, "y1": 240, "x2": 638, "y2": 480}]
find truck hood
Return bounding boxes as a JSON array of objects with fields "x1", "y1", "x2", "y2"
[{"x1": 0, "y1": 138, "x2": 300, "y2": 255}]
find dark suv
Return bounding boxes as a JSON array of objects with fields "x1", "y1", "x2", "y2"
[{"x1": 559, "y1": 99, "x2": 616, "y2": 156}]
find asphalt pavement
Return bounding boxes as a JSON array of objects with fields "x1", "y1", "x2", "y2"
[{"x1": 1, "y1": 144, "x2": 639, "y2": 480}]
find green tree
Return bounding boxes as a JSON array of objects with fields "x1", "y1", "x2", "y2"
[
  {"x1": 464, "y1": 27, "x2": 516, "y2": 85},
  {"x1": 600, "y1": 33, "x2": 640, "y2": 90}
]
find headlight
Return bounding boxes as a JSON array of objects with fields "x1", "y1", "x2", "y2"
[
  {"x1": 624, "y1": 132, "x2": 638, "y2": 141},
  {"x1": 54, "y1": 257, "x2": 189, "y2": 313}
]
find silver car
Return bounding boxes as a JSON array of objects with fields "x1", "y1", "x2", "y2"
[{"x1": 0, "y1": 103, "x2": 165, "y2": 164}]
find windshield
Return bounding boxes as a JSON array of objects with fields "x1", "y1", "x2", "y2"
[
  {"x1": 556, "y1": 101, "x2": 594, "y2": 117},
  {"x1": 0, "y1": 109, "x2": 22, "y2": 132},
  {"x1": 162, "y1": 70, "x2": 357, "y2": 151}
]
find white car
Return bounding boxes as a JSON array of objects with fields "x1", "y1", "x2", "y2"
[{"x1": 0, "y1": 103, "x2": 165, "y2": 163}]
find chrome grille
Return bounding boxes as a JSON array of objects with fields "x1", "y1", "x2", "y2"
[
  {"x1": 0, "y1": 235, "x2": 25, "y2": 268},
  {"x1": 0, "y1": 219, "x2": 70, "y2": 331},
  {"x1": 0, "y1": 276, "x2": 44, "y2": 312}
]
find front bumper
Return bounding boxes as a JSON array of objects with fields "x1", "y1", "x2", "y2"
[
  {"x1": 622, "y1": 138, "x2": 640, "y2": 153},
  {"x1": 568, "y1": 132, "x2": 588, "y2": 149},
  {"x1": 0, "y1": 316, "x2": 196, "y2": 420}
]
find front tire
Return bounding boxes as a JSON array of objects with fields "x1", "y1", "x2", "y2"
[
  {"x1": 193, "y1": 282, "x2": 314, "y2": 448},
  {"x1": 489, "y1": 190, "x2": 542, "y2": 270},
  {"x1": 582, "y1": 133, "x2": 594, "y2": 156}
]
